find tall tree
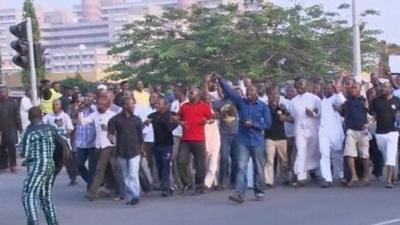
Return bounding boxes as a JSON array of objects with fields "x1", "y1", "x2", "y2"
[
  {"x1": 106, "y1": 3, "x2": 381, "y2": 84},
  {"x1": 22, "y1": 0, "x2": 45, "y2": 86}
]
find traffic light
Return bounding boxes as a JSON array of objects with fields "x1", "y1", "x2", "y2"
[
  {"x1": 33, "y1": 42, "x2": 46, "y2": 68},
  {"x1": 9, "y1": 21, "x2": 29, "y2": 69}
]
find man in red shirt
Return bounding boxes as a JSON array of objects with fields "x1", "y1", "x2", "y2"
[{"x1": 177, "y1": 87, "x2": 212, "y2": 194}]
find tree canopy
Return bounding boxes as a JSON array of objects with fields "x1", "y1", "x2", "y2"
[
  {"x1": 106, "y1": 3, "x2": 381, "y2": 84},
  {"x1": 61, "y1": 73, "x2": 97, "y2": 94}
]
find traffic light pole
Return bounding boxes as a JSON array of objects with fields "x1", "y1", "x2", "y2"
[{"x1": 26, "y1": 18, "x2": 38, "y2": 105}]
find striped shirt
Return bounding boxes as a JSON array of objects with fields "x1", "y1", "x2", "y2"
[
  {"x1": 74, "y1": 107, "x2": 96, "y2": 149},
  {"x1": 21, "y1": 123, "x2": 55, "y2": 164}
]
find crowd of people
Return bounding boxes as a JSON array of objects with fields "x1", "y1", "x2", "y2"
[{"x1": 1, "y1": 72, "x2": 400, "y2": 224}]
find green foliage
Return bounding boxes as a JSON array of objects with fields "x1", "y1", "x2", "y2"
[
  {"x1": 106, "y1": 3, "x2": 381, "y2": 84},
  {"x1": 22, "y1": 0, "x2": 45, "y2": 87},
  {"x1": 61, "y1": 73, "x2": 97, "y2": 94}
]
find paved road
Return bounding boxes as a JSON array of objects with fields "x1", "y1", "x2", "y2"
[{"x1": 2, "y1": 168, "x2": 400, "y2": 225}]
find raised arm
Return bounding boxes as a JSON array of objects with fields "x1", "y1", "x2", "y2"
[
  {"x1": 218, "y1": 78, "x2": 243, "y2": 106},
  {"x1": 386, "y1": 72, "x2": 400, "y2": 90}
]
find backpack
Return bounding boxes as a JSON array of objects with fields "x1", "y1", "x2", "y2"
[{"x1": 51, "y1": 127, "x2": 70, "y2": 176}]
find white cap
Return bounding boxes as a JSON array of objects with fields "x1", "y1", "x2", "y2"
[{"x1": 97, "y1": 84, "x2": 107, "y2": 90}]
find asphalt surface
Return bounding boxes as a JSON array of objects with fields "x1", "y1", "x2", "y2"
[{"x1": 2, "y1": 168, "x2": 400, "y2": 225}]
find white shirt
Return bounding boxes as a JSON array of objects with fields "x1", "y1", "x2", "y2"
[
  {"x1": 209, "y1": 91, "x2": 221, "y2": 102},
  {"x1": 319, "y1": 93, "x2": 346, "y2": 149},
  {"x1": 80, "y1": 109, "x2": 116, "y2": 149},
  {"x1": 110, "y1": 104, "x2": 122, "y2": 114},
  {"x1": 134, "y1": 105, "x2": 155, "y2": 143},
  {"x1": 258, "y1": 95, "x2": 268, "y2": 105},
  {"x1": 289, "y1": 92, "x2": 321, "y2": 137},
  {"x1": 20, "y1": 95, "x2": 33, "y2": 131},
  {"x1": 43, "y1": 111, "x2": 74, "y2": 147},
  {"x1": 171, "y1": 98, "x2": 189, "y2": 137},
  {"x1": 320, "y1": 93, "x2": 346, "y2": 130},
  {"x1": 393, "y1": 89, "x2": 400, "y2": 99}
]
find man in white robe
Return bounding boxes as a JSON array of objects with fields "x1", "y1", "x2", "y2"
[
  {"x1": 289, "y1": 78, "x2": 321, "y2": 186},
  {"x1": 319, "y1": 81, "x2": 346, "y2": 187},
  {"x1": 20, "y1": 88, "x2": 33, "y2": 131}
]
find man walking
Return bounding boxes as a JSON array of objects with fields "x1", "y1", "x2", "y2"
[
  {"x1": 177, "y1": 86, "x2": 212, "y2": 194},
  {"x1": 108, "y1": 97, "x2": 143, "y2": 205},
  {"x1": 74, "y1": 92, "x2": 97, "y2": 186},
  {"x1": 288, "y1": 77, "x2": 321, "y2": 187},
  {"x1": 147, "y1": 98, "x2": 178, "y2": 196},
  {"x1": 216, "y1": 75, "x2": 271, "y2": 203},
  {"x1": 264, "y1": 88, "x2": 290, "y2": 187},
  {"x1": 43, "y1": 99, "x2": 76, "y2": 185},
  {"x1": 370, "y1": 82, "x2": 400, "y2": 188},
  {"x1": 214, "y1": 85, "x2": 239, "y2": 189},
  {"x1": 170, "y1": 85, "x2": 188, "y2": 190},
  {"x1": 0, "y1": 86, "x2": 22, "y2": 173},
  {"x1": 343, "y1": 83, "x2": 370, "y2": 187},
  {"x1": 81, "y1": 93, "x2": 119, "y2": 201},
  {"x1": 21, "y1": 106, "x2": 58, "y2": 225},
  {"x1": 319, "y1": 80, "x2": 346, "y2": 187}
]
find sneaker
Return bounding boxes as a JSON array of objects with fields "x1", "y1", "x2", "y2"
[
  {"x1": 128, "y1": 198, "x2": 140, "y2": 206},
  {"x1": 255, "y1": 193, "x2": 265, "y2": 201},
  {"x1": 113, "y1": 196, "x2": 124, "y2": 201},
  {"x1": 161, "y1": 190, "x2": 173, "y2": 197},
  {"x1": 385, "y1": 183, "x2": 395, "y2": 189},
  {"x1": 228, "y1": 194, "x2": 244, "y2": 204}
]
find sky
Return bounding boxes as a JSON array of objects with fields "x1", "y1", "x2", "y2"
[{"x1": 4, "y1": 0, "x2": 399, "y2": 44}]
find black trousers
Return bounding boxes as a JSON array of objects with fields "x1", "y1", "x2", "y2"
[
  {"x1": 369, "y1": 138, "x2": 383, "y2": 178},
  {"x1": 65, "y1": 152, "x2": 78, "y2": 182},
  {"x1": 177, "y1": 141, "x2": 206, "y2": 188},
  {"x1": 76, "y1": 148, "x2": 96, "y2": 185},
  {"x1": 0, "y1": 141, "x2": 16, "y2": 169}
]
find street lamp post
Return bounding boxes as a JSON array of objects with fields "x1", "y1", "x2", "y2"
[
  {"x1": 0, "y1": 54, "x2": 3, "y2": 86},
  {"x1": 352, "y1": 0, "x2": 362, "y2": 83},
  {"x1": 78, "y1": 44, "x2": 87, "y2": 73}
]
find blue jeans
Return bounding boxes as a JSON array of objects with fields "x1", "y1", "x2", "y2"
[
  {"x1": 154, "y1": 145, "x2": 172, "y2": 192},
  {"x1": 219, "y1": 134, "x2": 238, "y2": 186},
  {"x1": 76, "y1": 148, "x2": 96, "y2": 186},
  {"x1": 235, "y1": 143, "x2": 265, "y2": 196},
  {"x1": 118, "y1": 155, "x2": 141, "y2": 201}
]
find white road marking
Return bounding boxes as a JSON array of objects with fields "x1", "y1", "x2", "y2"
[{"x1": 372, "y1": 218, "x2": 400, "y2": 225}]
